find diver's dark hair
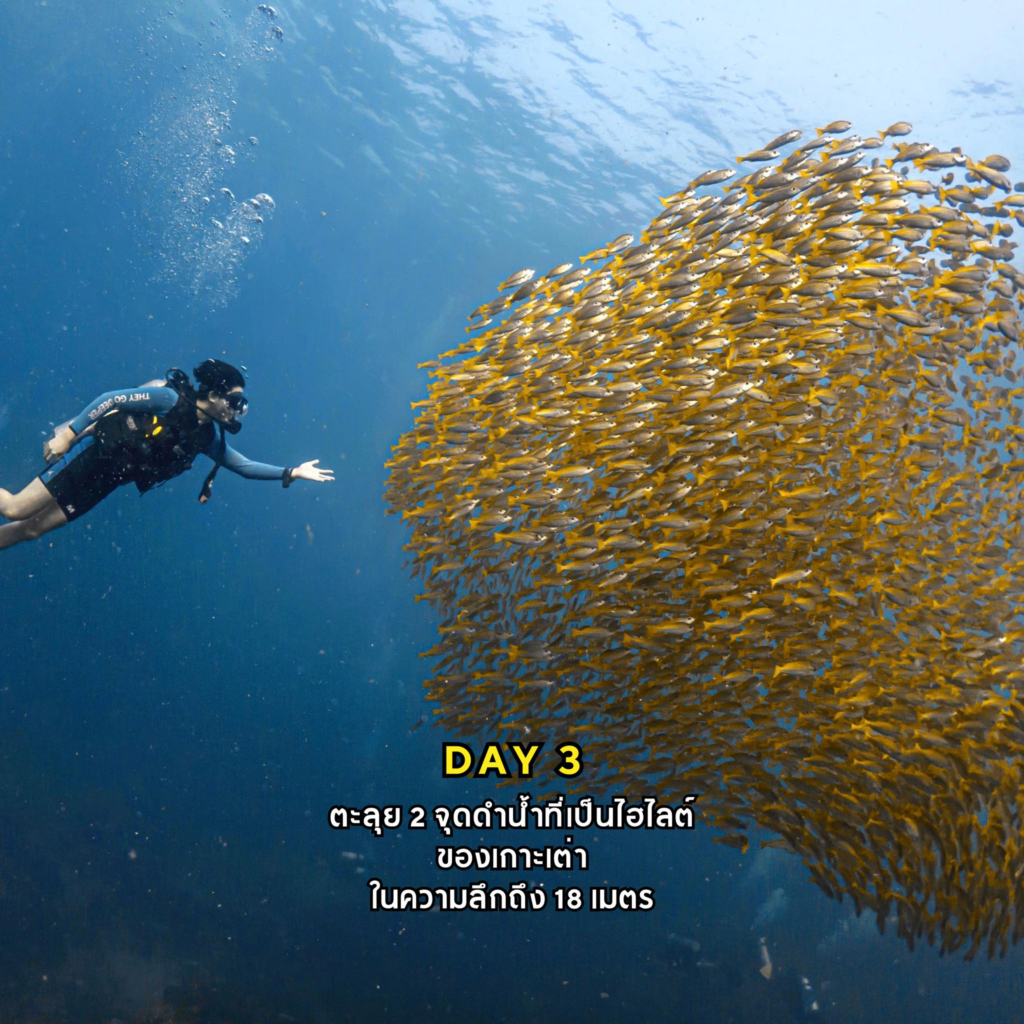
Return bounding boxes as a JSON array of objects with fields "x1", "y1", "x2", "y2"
[{"x1": 193, "y1": 358, "x2": 246, "y2": 397}]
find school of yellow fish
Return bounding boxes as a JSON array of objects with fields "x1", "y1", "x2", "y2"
[{"x1": 385, "y1": 120, "x2": 1024, "y2": 959}]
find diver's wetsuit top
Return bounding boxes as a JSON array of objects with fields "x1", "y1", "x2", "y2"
[{"x1": 42, "y1": 385, "x2": 287, "y2": 521}]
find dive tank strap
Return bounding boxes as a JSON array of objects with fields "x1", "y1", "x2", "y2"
[{"x1": 198, "y1": 424, "x2": 226, "y2": 504}]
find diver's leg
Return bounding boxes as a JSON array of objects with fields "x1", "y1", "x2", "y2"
[
  {"x1": 0, "y1": 500, "x2": 68, "y2": 551},
  {"x1": 0, "y1": 478, "x2": 53, "y2": 521}
]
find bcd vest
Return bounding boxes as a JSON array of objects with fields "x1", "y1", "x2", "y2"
[{"x1": 92, "y1": 388, "x2": 217, "y2": 494}]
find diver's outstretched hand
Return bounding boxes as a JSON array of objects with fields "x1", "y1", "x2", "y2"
[
  {"x1": 292, "y1": 459, "x2": 335, "y2": 483},
  {"x1": 43, "y1": 426, "x2": 76, "y2": 464}
]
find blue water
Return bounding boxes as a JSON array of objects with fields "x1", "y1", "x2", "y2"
[{"x1": 2, "y1": 1, "x2": 1024, "y2": 1021}]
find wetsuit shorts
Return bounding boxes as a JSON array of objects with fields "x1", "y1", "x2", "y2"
[{"x1": 40, "y1": 436, "x2": 135, "y2": 522}]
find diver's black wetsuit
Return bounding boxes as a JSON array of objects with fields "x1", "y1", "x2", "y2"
[{"x1": 42, "y1": 384, "x2": 286, "y2": 521}]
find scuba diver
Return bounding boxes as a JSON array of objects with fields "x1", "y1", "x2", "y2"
[{"x1": 0, "y1": 359, "x2": 334, "y2": 551}]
